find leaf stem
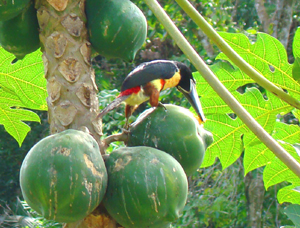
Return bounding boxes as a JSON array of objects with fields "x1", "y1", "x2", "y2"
[
  {"x1": 175, "y1": 0, "x2": 300, "y2": 110},
  {"x1": 144, "y1": 0, "x2": 300, "y2": 178}
]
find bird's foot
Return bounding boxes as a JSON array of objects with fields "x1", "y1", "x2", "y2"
[
  {"x1": 121, "y1": 128, "x2": 131, "y2": 135},
  {"x1": 157, "y1": 102, "x2": 168, "y2": 120},
  {"x1": 122, "y1": 118, "x2": 130, "y2": 132},
  {"x1": 158, "y1": 102, "x2": 167, "y2": 111}
]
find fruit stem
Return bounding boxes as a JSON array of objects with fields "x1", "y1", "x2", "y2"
[
  {"x1": 101, "y1": 131, "x2": 129, "y2": 153},
  {"x1": 144, "y1": 0, "x2": 300, "y2": 178}
]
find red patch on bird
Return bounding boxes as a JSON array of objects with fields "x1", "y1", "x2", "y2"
[
  {"x1": 118, "y1": 86, "x2": 141, "y2": 97},
  {"x1": 160, "y1": 79, "x2": 165, "y2": 89}
]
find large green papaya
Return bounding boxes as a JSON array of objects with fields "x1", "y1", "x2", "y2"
[
  {"x1": 0, "y1": 0, "x2": 30, "y2": 21},
  {"x1": 20, "y1": 129, "x2": 107, "y2": 223},
  {"x1": 0, "y1": 1, "x2": 39, "y2": 59},
  {"x1": 104, "y1": 146, "x2": 188, "y2": 228},
  {"x1": 127, "y1": 104, "x2": 213, "y2": 176},
  {"x1": 86, "y1": 0, "x2": 147, "y2": 62}
]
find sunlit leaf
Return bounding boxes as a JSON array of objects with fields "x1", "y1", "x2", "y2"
[
  {"x1": 218, "y1": 32, "x2": 300, "y2": 100},
  {"x1": 0, "y1": 89, "x2": 40, "y2": 146},
  {"x1": 263, "y1": 143, "x2": 300, "y2": 189},
  {"x1": 0, "y1": 47, "x2": 47, "y2": 110},
  {"x1": 195, "y1": 31, "x2": 300, "y2": 205},
  {"x1": 293, "y1": 28, "x2": 300, "y2": 58},
  {"x1": 0, "y1": 47, "x2": 47, "y2": 145},
  {"x1": 293, "y1": 57, "x2": 300, "y2": 82},
  {"x1": 278, "y1": 185, "x2": 300, "y2": 205}
]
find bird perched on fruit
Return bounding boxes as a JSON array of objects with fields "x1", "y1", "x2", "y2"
[{"x1": 98, "y1": 60, "x2": 206, "y2": 126}]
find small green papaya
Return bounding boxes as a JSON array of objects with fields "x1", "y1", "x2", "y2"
[
  {"x1": 104, "y1": 146, "x2": 188, "y2": 228},
  {"x1": 86, "y1": 0, "x2": 147, "y2": 62},
  {"x1": 127, "y1": 104, "x2": 213, "y2": 176},
  {"x1": 0, "y1": 0, "x2": 30, "y2": 21},
  {"x1": 20, "y1": 129, "x2": 108, "y2": 223},
  {"x1": 0, "y1": 1, "x2": 39, "y2": 59}
]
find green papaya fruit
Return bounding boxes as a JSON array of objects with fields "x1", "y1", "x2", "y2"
[
  {"x1": 86, "y1": 0, "x2": 147, "y2": 62},
  {"x1": 0, "y1": 1, "x2": 39, "y2": 59},
  {"x1": 104, "y1": 146, "x2": 188, "y2": 228},
  {"x1": 127, "y1": 104, "x2": 213, "y2": 176},
  {"x1": 20, "y1": 129, "x2": 108, "y2": 223},
  {"x1": 0, "y1": 0, "x2": 30, "y2": 21}
]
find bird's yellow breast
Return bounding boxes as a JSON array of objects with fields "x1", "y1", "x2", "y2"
[
  {"x1": 163, "y1": 72, "x2": 181, "y2": 90},
  {"x1": 124, "y1": 88, "x2": 149, "y2": 106}
]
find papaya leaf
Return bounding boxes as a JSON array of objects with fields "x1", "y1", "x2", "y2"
[
  {"x1": 195, "y1": 31, "x2": 300, "y2": 205},
  {"x1": 194, "y1": 61, "x2": 254, "y2": 98},
  {"x1": 0, "y1": 47, "x2": 47, "y2": 145},
  {"x1": 199, "y1": 87, "x2": 291, "y2": 170},
  {"x1": 272, "y1": 122, "x2": 300, "y2": 145},
  {"x1": 217, "y1": 32, "x2": 300, "y2": 100},
  {"x1": 199, "y1": 112, "x2": 244, "y2": 168},
  {"x1": 293, "y1": 27, "x2": 300, "y2": 58},
  {"x1": 0, "y1": 47, "x2": 47, "y2": 110},
  {"x1": 263, "y1": 143, "x2": 300, "y2": 189},
  {"x1": 293, "y1": 26, "x2": 300, "y2": 85},
  {"x1": 266, "y1": 141, "x2": 300, "y2": 204},
  {"x1": 0, "y1": 89, "x2": 41, "y2": 146},
  {"x1": 262, "y1": 123, "x2": 300, "y2": 203},
  {"x1": 243, "y1": 105, "x2": 294, "y2": 174},
  {"x1": 293, "y1": 57, "x2": 300, "y2": 82},
  {"x1": 278, "y1": 185, "x2": 300, "y2": 205},
  {"x1": 284, "y1": 204, "x2": 300, "y2": 228},
  {"x1": 293, "y1": 109, "x2": 300, "y2": 120}
]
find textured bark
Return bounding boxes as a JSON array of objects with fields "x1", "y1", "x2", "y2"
[
  {"x1": 35, "y1": 0, "x2": 116, "y2": 227},
  {"x1": 255, "y1": 0, "x2": 295, "y2": 49},
  {"x1": 244, "y1": 170, "x2": 265, "y2": 228},
  {"x1": 272, "y1": 0, "x2": 295, "y2": 48},
  {"x1": 254, "y1": 0, "x2": 271, "y2": 33},
  {"x1": 36, "y1": 0, "x2": 102, "y2": 145}
]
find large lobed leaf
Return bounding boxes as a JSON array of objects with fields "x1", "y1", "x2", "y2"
[
  {"x1": 194, "y1": 28, "x2": 300, "y2": 205},
  {"x1": 0, "y1": 47, "x2": 47, "y2": 146}
]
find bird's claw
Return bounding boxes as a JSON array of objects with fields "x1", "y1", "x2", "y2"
[
  {"x1": 158, "y1": 102, "x2": 167, "y2": 111},
  {"x1": 121, "y1": 128, "x2": 131, "y2": 134},
  {"x1": 122, "y1": 118, "x2": 131, "y2": 131}
]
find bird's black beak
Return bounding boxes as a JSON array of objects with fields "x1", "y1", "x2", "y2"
[{"x1": 177, "y1": 80, "x2": 206, "y2": 124}]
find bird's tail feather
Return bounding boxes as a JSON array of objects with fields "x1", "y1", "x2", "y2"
[{"x1": 97, "y1": 95, "x2": 130, "y2": 119}]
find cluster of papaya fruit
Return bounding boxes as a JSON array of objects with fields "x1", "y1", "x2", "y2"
[
  {"x1": 2, "y1": 0, "x2": 213, "y2": 227},
  {"x1": 20, "y1": 105, "x2": 213, "y2": 227},
  {"x1": 0, "y1": 0, "x2": 147, "y2": 61}
]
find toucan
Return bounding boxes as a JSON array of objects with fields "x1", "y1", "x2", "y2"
[{"x1": 98, "y1": 60, "x2": 206, "y2": 125}]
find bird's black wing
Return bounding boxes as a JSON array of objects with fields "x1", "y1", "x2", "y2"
[{"x1": 121, "y1": 60, "x2": 179, "y2": 92}]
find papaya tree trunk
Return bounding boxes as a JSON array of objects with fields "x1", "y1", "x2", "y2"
[
  {"x1": 35, "y1": 0, "x2": 116, "y2": 227},
  {"x1": 35, "y1": 0, "x2": 102, "y2": 144}
]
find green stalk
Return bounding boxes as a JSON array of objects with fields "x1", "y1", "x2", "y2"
[
  {"x1": 175, "y1": 0, "x2": 300, "y2": 110},
  {"x1": 144, "y1": 0, "x2": 300, "y2": 178}
]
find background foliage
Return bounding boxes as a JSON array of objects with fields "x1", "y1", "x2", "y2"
[{"x1": 1, "y1": 0, "x2": 300, "y2": 227}]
